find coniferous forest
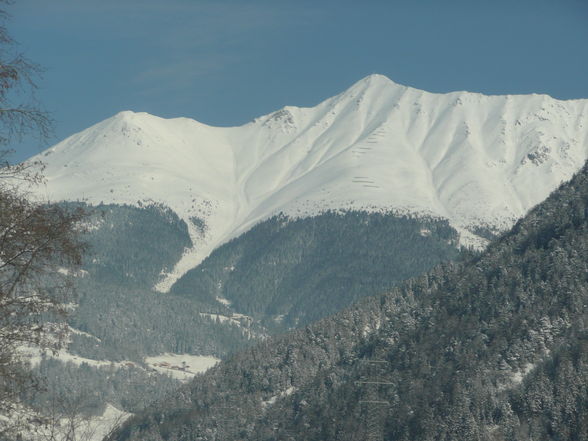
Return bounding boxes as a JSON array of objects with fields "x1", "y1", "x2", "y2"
[
  {"x1": 2, "y1": 2, "x2": 588, "y2": 440},
  {"x1": 18, "y1": 203, "x2": 464, "y2": 433},
  {"x1": 108, "y1": 161, "x2": 588, "y2": 440},
  {"x1": 171, "y1": 211, "x2": 461, "y2": 330}
]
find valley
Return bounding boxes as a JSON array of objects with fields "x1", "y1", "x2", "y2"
[{"x1": 11, "y1": 74, "x2": 588, "y2": 440}]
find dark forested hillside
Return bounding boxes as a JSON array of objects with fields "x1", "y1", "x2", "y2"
[
  {"x1": 110, "y1": 163, "x2": 588, "y2": 441},
  {"x1": 63, "y1": 203, "x2": 253, "y2": 361},
  {"x1": 171, "y1": 211, "x2": 460, "y2": 330},
  {"x1": 21, "y1": 203, "x2": 465, "y2": 434},
  {"x1": 21, "y1": 204, "x2": 256, "y2": 424},
  {"x1": 74, "y1": 202, "x2": 192, "y2": 289},
  {"x1": 20, "y1": 200, "x2": 467, "y2": 433},
  {"x1": 23, "y1": 203, "x2": 458, "y2": 436}
]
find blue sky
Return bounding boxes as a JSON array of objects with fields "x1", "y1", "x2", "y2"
[{"x1": 8, "y1": 0, "x2": 588, "y2": 161}]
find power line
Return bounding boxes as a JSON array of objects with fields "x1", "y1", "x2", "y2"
[{"x1": 356, "y1": 360, "x2": 390, "y2": 441}]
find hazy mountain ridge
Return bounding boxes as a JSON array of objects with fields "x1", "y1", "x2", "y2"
[
  {"x1": 27, "y1": 74, "x2": 588, "y2": 290},
  {"x1": 171, "y1": 211, "x2": 461, "y2": 330},
  {"x1": 109, "y1": 149, "x2": 588, "y2": 441},
  {"x1": 19, "y1": 203, "x2": 256, "y2": 436}
]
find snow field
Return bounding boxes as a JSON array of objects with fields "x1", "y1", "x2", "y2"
[{"x1": 25, "y1": 74, "x2": 588, "y2": 289}]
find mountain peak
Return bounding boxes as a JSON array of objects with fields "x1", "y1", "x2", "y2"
[
  {"x1": 348, "y1": 73, "x2": 405, "y2": 93},
  {"x1": 25, "y1": 75, "x2": 588, "y2": 290},
  {"x1": 107, "y1": 110, "x2": 163, "y2": 126},
  {"x1": 359, "y1": 73, "x2": 397, "y2": 85},
  {"x1": 335, "y1": 74, "x2": 410, "y2": 110},
  {"x1": 113, "y1": 110, "x2": 137, "y2": 119}
]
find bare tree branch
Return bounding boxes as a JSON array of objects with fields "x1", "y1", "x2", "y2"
[{"x1": 0, "y1": 2, "x2": 87, "y2": 438}]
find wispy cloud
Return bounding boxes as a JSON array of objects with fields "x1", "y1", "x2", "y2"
[
  {"x1": 124, "y1": 2, "x2": 321, "y2": 98},
  {"x1": 134, "y1": 55, "x2": 242, "y2": 99},
  {"x1": 15, "y1": 0, "x2": 322, "y2": 101},
  {"x1": 17, "y1": 0, "x2": 320, "y2": 43}
]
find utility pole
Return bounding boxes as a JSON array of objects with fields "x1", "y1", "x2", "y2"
[{"x1": 356, "y1": 360, "x2": 392, "y2": 441}]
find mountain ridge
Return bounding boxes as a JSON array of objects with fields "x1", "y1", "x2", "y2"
[
  {"x1": 108, "y1": 151, "x2": 588, "y2": 441},
  {"x1": 26, "y1": 74, "x2": 588, "y2": 290}
]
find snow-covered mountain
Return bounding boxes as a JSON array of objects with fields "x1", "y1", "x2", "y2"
[{"x1": 28, "y1": 74, "x2": 588, "y2": 290}]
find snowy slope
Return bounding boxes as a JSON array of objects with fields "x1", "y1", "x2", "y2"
[{"x1": 26, "y1": 74, "x2": 588, "y2": 290}]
